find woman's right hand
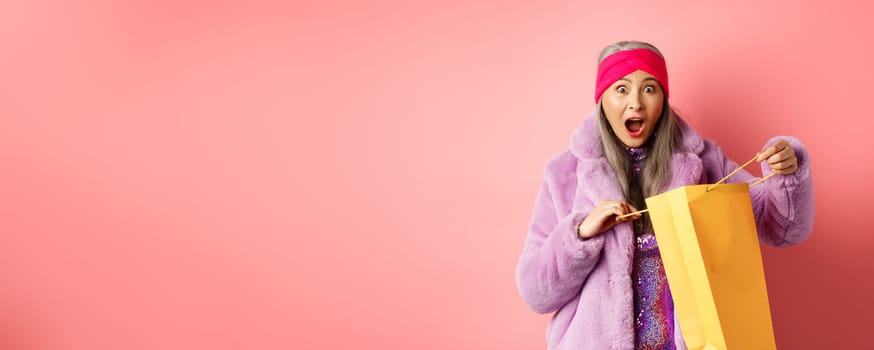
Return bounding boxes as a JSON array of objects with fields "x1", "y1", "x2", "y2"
[{"x1": 577, "y1": 200, "x2": 641, "y2": 239}]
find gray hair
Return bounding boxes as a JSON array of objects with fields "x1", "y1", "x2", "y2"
[
  {"x1": 595, "y1": 41, "x2": 683, "y2": 233},
  {"x1": 597, "y1": 41, "x2": 665, "y2": 63}
]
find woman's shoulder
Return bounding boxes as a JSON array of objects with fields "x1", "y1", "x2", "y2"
[
  {"x1": 543, "y1": 150, "x2": 579, "y2": 178},
  {"x1": 688, "y1": 138, "x2": 731, "y2": 178},
  {"x1": 537, "y1": 150, "x2": 580, "y2": 193},
  {"x1": 697, "y1": 138, "x2": 725, "y2": 158}
]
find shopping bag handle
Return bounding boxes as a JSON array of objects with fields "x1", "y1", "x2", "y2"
[
  {"x1": 618, "y1": 153, "x2": 775, "y2": 219},
  {"x1": 706, "y1": 153, "x2": 776, "y2": 192}
]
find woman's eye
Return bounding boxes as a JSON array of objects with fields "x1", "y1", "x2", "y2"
[
  {"x1": 617, "y1": 86, "x2": 627, "y2": 93},
  {"x1": 644, "y1": 86, "x2": 655, "y2": 93}
]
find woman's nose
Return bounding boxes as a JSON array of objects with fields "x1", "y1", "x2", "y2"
[{"x1": 628, "y1": 93, "x2": 643, "y2": 110}]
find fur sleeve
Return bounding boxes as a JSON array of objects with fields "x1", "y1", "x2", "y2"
[
  {"x1": 515, "y1": 160, "x2": 606, "y2": 314},
  {"x1": 750, "y1": 136, "x2": 814, "y2": 246},
  {"x1": 711, "y1": 137, "x2": 815, "y2": 247}
]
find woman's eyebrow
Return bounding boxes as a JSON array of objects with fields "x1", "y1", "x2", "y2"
[{"x1": 617, "y1": 77, "x2": 658, "y2": 83}]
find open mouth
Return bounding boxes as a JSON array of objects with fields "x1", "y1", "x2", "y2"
[{"x1": 624, "y1": 117, "x2": 645, "y2": 137}]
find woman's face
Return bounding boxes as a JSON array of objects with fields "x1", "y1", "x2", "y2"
[{"x1": 601, "y1": 70, "x2": 664, "y2": 148}]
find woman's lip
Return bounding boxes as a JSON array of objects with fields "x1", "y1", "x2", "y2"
[{"x1": 626, "y1": 128, "x2": 644, "y2": 137}]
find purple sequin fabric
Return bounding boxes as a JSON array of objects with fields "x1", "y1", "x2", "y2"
[
  {"x1": 627, "y1": 147, "x2": 675, "y2": 350},
  {"x1": 628, "y1": 146, "x2": 647, "y2": 174}
]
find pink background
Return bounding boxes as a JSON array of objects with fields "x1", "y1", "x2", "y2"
[{"x1": 0, "y1": 0, "x2": 869, "y2": 349}]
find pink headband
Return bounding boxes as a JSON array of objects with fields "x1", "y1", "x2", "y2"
[{"x1": 594, "y1": 48, "x2": 669, "y2": 103}]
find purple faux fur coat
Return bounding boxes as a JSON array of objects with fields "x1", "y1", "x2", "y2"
[{"x1": 516, "y1": 112, "x2": 814, "y2": 350}]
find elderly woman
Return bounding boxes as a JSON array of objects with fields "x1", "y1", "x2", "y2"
[{"x1": 515, "y1": 41, "x2": 814, "y2": 349}]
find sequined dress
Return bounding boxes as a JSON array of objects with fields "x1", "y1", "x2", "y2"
[{"x1": 627, "y1": 146, "x2": 675, "y2": 350}]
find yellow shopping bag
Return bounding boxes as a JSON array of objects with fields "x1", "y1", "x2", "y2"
[{"x1": 644, "y1": 156, "x2": 777, "y2": 350}]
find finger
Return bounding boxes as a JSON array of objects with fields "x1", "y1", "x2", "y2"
[
  {"x1": 620, "y1": 202, "x2": 632, "y2": 214},
  {"x1": 757, "y1": 146, "x2": 777, "y2": 162},
  {"x1": 611, "y1": 206, "x2": 625, "y2": 221},
  {"x1": 767, "y1": 153, "x2": 793, "y2": 165},
  {"x1": 771, "y1": 163, "x2": 798, "y2": 174},
  {"x1": 758, "y1": 140, "x2": 787, "y2": 162},
  {"x1": 617, "y1": 203, "x2": 634, "y2": 221},
  {"x1": 774, "y1": 139, "x2": 789, "y2": 151},
  {"x1": 617, "y1": 203, "x2": 644, "y2": 221},
  {"x1": 613, "y1": 202, "x2": 630, "y2": 221},
  {"x1": 771, "y1": 159, "x2": 797, "y2": 171},
  {"x1": 767, "y1": 147, "x2": 795, "y2": 165},
  {"x1": 623, "y1": 211, "x2": 642, "y2": 221},
  {"x1": 625, "y1": 203, "x2": 644, "y2": 220}
]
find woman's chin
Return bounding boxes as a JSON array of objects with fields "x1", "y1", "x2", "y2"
[{"x1": 618, "y1": 133, "x2": 650, "y2": 148}]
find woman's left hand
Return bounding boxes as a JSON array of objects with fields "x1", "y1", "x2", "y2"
[{"x1": 757, "y1": 139, "x2": 797, "y2": 175}]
